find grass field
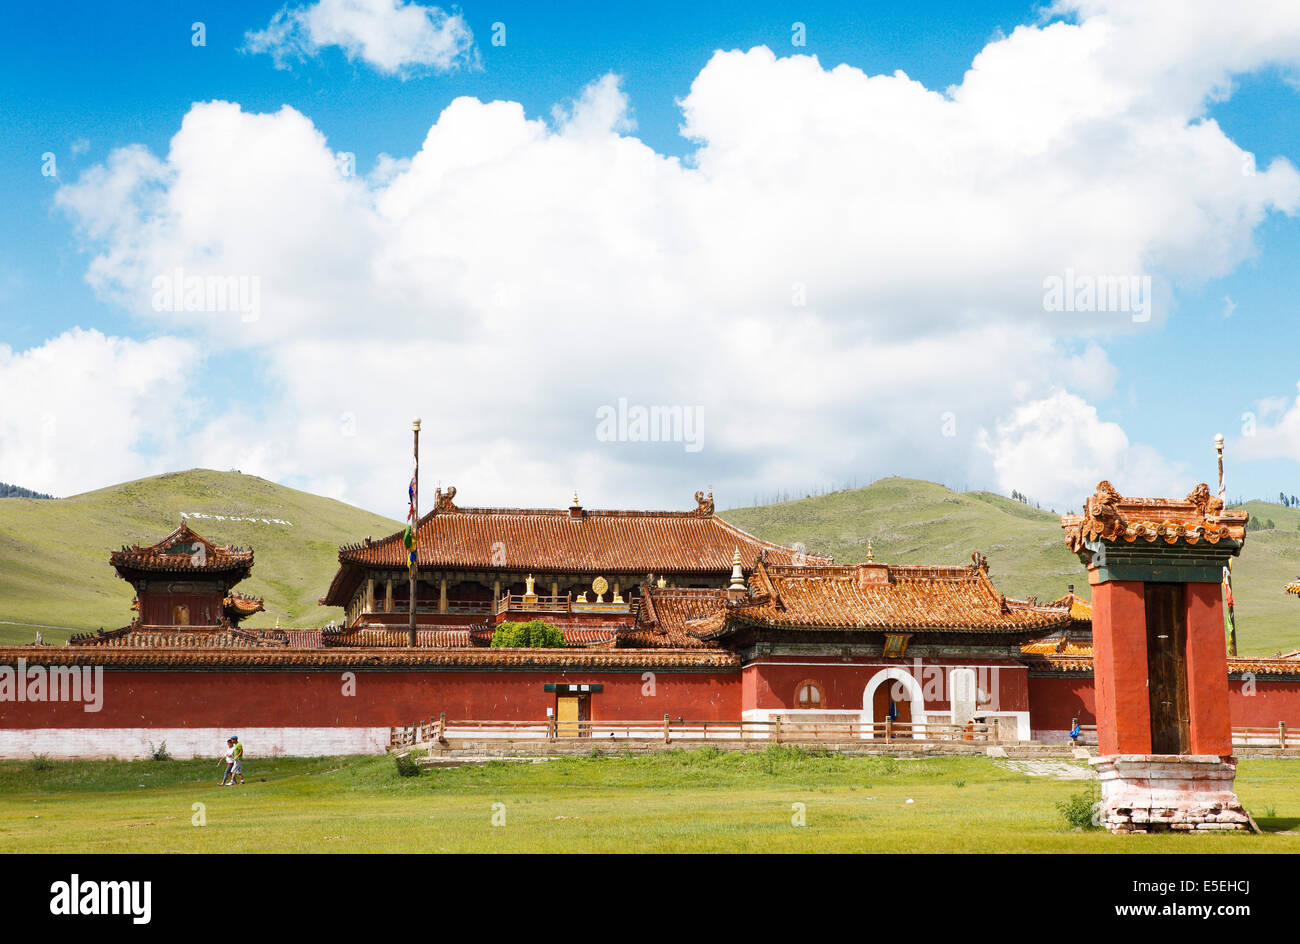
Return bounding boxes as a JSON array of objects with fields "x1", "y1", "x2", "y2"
[
  {"x1": 1, "y1": 749, "x2": 1297, "y2": 853},
  {"x1": 725, "y1": 477, "x2": 1300, "y2": 657},
  {"x1": 0, "y1": 469, "x2": 398, "y2": 644}
]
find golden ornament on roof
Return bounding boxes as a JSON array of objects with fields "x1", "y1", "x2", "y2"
[{"x1": 592, "y1": 576, "x2": 609, "y2": 597}]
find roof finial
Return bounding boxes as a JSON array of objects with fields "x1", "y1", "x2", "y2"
[
  {"x1": 572, "y1": 490, "x2": 580, "y2": 507},
  {"x1": 728, "y1": 547, "x2": 746, "y2": 592},
  {"x1": 1215, "y1": 433, "x2": 1225, "y2": 502},
  {"x1": 866, "y1": 539, "x2": 874, "y2": 563}
]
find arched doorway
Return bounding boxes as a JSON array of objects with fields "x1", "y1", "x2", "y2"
[
  {"x1": 862, "y1": 668, "x2": 928, "y2": 738},
  {"x1": 873, "y1": 683, "x2": 912, "y2": 734}
]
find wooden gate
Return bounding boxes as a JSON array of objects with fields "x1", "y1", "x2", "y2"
[
  {"x1": 555, "y1": 694, "x2": 590, "y2": 737},
  {"x1": 1144, "y1": 582, "x2": 1190, "y2": 755}
]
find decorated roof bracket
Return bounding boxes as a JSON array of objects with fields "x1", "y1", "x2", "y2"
[{"x1": 1061, "y1": 481, "x2": 1247, "y2": 584}]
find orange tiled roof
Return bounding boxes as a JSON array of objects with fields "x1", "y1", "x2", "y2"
[
  {"x1": 690, "y1": 559, "x2": 1072, "y2": 640},
  {"x1": 1047, "y1": 591, "x2": 1092, "y2": 622},
  {"x1": 323, "y1": 489, "x2": 829, "y2": 607},
  {"x1": 322, "y1": 627, "x2": 477, "y2": 648},
  {"x1": 110, "y1": 522, "x2": 254, "y2": 577},
  {"x1": 560, "y1": 627, "x2": 617, "y2": 648},
  {"x1": 67, "y1": 625, "x2": 288, "y2": 649},
  {"x1": 1062, "y1": 482, "x2": 1247, "y2": 553},
  {"x1": 223, "y1": 592, "x2": 265, "y2": 618},
  {"x1": 626, "y1": 587, "x2": 726, "y2": 648},
  {"x1": 283, "y1": 629, "x2": 324, "y2": 648},
  {"x1": 320, "y1": 625, "x2": 617, "y2": 649},
  {"x1": 0, "y1": 646, "x2": 740, "y2": 670}
]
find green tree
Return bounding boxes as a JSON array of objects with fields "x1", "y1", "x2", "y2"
[{"x1": 490, "y1": 619, "x2": 564, "y2": 648}]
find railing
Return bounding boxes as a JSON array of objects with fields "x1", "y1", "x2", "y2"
[
  {"x1": 491, "y1": 593, "x2": 639, "y2": 616},
  {"x1": 1232, "y1": 723, "x2": 1295, "y2": 749},
  {"x1": 391, "y1": 716, "x2": 1300, "y2": 752},
  {"x1": 495, "y1": 593, "x2": 574, "y2": 615},
  {"x1": 388, "y1": 600, "x2": 493, "y2": 615},
  {"x1": 1069, "y1": 721, "x2": 1296, "y2": 749},
  {"x1": 389, "y1": 715, "x2": 1011, "y2": 750}
]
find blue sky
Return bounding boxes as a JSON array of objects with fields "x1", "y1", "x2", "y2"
[{"x1": 2, "y1": 0, "x2": 1299, "y2": 517}]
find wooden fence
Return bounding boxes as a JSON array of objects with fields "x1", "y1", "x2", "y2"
[
  {"x1": 389, "y1": 714, "x2": 1013, "y2": 750},
  {"x1": 1067, "y1": 721, "x2": 1295, "y2": 750},
  {"x1": 392, "y1": 715, "x2": 1299, "y2": 752}
]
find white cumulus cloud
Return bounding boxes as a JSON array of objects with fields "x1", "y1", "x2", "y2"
[
  {"x1": 978, "y1": 390, "x2": 1188, "y2": 509},
  {"x1": 1236, "y1": 383, "x2": 1300, "y2": 465},
  {"x1": 0, "y1": 330, "x2": 200, "y2": 497},
  {"x1": 244, "y1": 0, "x2": 477, "y2": 76},
  {"x1": 41, "y1": 1, "x2": 1300, "y2": 513}
]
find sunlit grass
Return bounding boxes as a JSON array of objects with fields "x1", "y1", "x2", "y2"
[{"x1": 1, "y1": 749, "x2": 1296, "y2": 853}]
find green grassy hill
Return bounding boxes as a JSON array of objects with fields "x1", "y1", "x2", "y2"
[
  {"x1": 723, "y1": 477, "x2": 1300, "y2": 658},
  {"x1": 0, "y1": 469, "x2": 398, "y2": 645}
]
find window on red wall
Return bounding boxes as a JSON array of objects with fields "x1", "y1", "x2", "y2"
[{"x1": 796, "y1": 680, "x2": 824, "y2": 709}]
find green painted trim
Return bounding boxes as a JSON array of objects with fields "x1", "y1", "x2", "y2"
[{"x1": 1081, "y1": 538, "x2": 1241, "y2": 585}]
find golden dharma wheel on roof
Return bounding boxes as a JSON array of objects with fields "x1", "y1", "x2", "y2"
[{"x1": 592, "y1": 576, "x2": 609, "y2": 596}]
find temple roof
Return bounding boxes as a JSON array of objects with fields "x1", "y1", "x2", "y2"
[
  {"x1": 663, "y1": 558, "x2": 1072, "y2": 641},
  {"x1": 1047, "y1": 589, "x2": 1092, "y2": 623},
  {"x1": 319, "y1": 625, "x2": 618, "y2": 649},
  {"x1": 1061, "y1": 481, "x2": 1248, "y2": 553},
  {"x1": 624, "y1": 587, "x2": 725, "y2": 648},
  {"x1": 67, "y1": 625, "x2": 288, "y2": 649},
  {"x1": 110, "y1": 522, "x2": 254, "y2": 580},
  {"x1": 1, "y1": 645, "x2": 739, "y2": 670},
  {"x1": 322, "y1": 488, "x2": 830, "y2": 607},
  {"x1": 223, "y1": 592, "x2": 265, "y2": 622}
]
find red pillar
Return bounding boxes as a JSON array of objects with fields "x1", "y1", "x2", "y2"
[
  {"x1": 1184, "y1": 582, "x2": 1233, "y2": 757},
  {"x1": 1090, "y1": 578, "x2": 1150, "y2": 755}
]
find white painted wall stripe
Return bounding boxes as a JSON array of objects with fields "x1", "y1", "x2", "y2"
[{"x1": 0, "y1": 727, "x2": 390, "y2": 760}]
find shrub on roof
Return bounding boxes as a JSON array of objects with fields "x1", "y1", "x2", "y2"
[{"x1": 490, "y1": 620, "x2": 563, "y2": 648}]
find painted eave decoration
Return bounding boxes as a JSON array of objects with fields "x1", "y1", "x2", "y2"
[{"x1": 1061, "y1": 481, "x2": 1248, "y2": 553}]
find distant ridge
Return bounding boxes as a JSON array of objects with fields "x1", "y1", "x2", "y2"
[
  {"x1": 0, "y1": 469, "x2": 398, "y2": 645},
  {"x1": 0, "y1": 482, "x2": 54, "y2": 500}
]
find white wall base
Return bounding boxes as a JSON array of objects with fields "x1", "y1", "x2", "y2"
[
  {"x1": 973, "y1": 711, "x2": 1032, "y2": 742},
  {"x1": 0, "y1": 727, "x2": 391, "y2": 761}
]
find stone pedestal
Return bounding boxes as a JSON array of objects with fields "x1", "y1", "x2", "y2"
[{"x1": 1090, "y1": 754, "x2": 1255, "y2": 834}]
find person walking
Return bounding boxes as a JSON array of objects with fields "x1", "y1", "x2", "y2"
[
  {"x1": 220, "y1": 737, "x2": 235, "y2": 785},
  {"x1": 228, "y1": 735, "x2": 245, "y2": 786}
]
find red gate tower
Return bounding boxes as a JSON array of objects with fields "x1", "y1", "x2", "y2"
[{"x1": 1062, "y1": 481, "x2": 1255, "y2": 833}]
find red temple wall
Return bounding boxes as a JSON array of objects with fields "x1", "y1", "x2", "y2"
[
  {"x1": 139, "y1": 591, "x2": 225, "y2": 626},
  {"x1": 1027, "y1": 676, "x2": 1097, "y2": 732},
  {"x1": 1028, "y1": 674, "x2": 1300, "y2": 733},
  {"x1": 5, "y1": 665, "x2": 1300, "y2": 747},
  {"x1": 1089, "y1": 579, "x2": 1152, "y2": 755},
  {"x1": 0, "y1": 669, "x2": 740, "y2": 729},
  {"x1": 741, "y1": 658, "x2": 1030, "y2": 713},
  {"x1": 1184, "y1": 582, "x2": 1233, "y2": 755}
]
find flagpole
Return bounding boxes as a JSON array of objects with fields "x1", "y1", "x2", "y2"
[
  {"x1": 409, "y1": 417, "x2": 420, "y2": 647},
  {"x1": 1216, "y1": 433, "x2": 1238, "y2": 657}
]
